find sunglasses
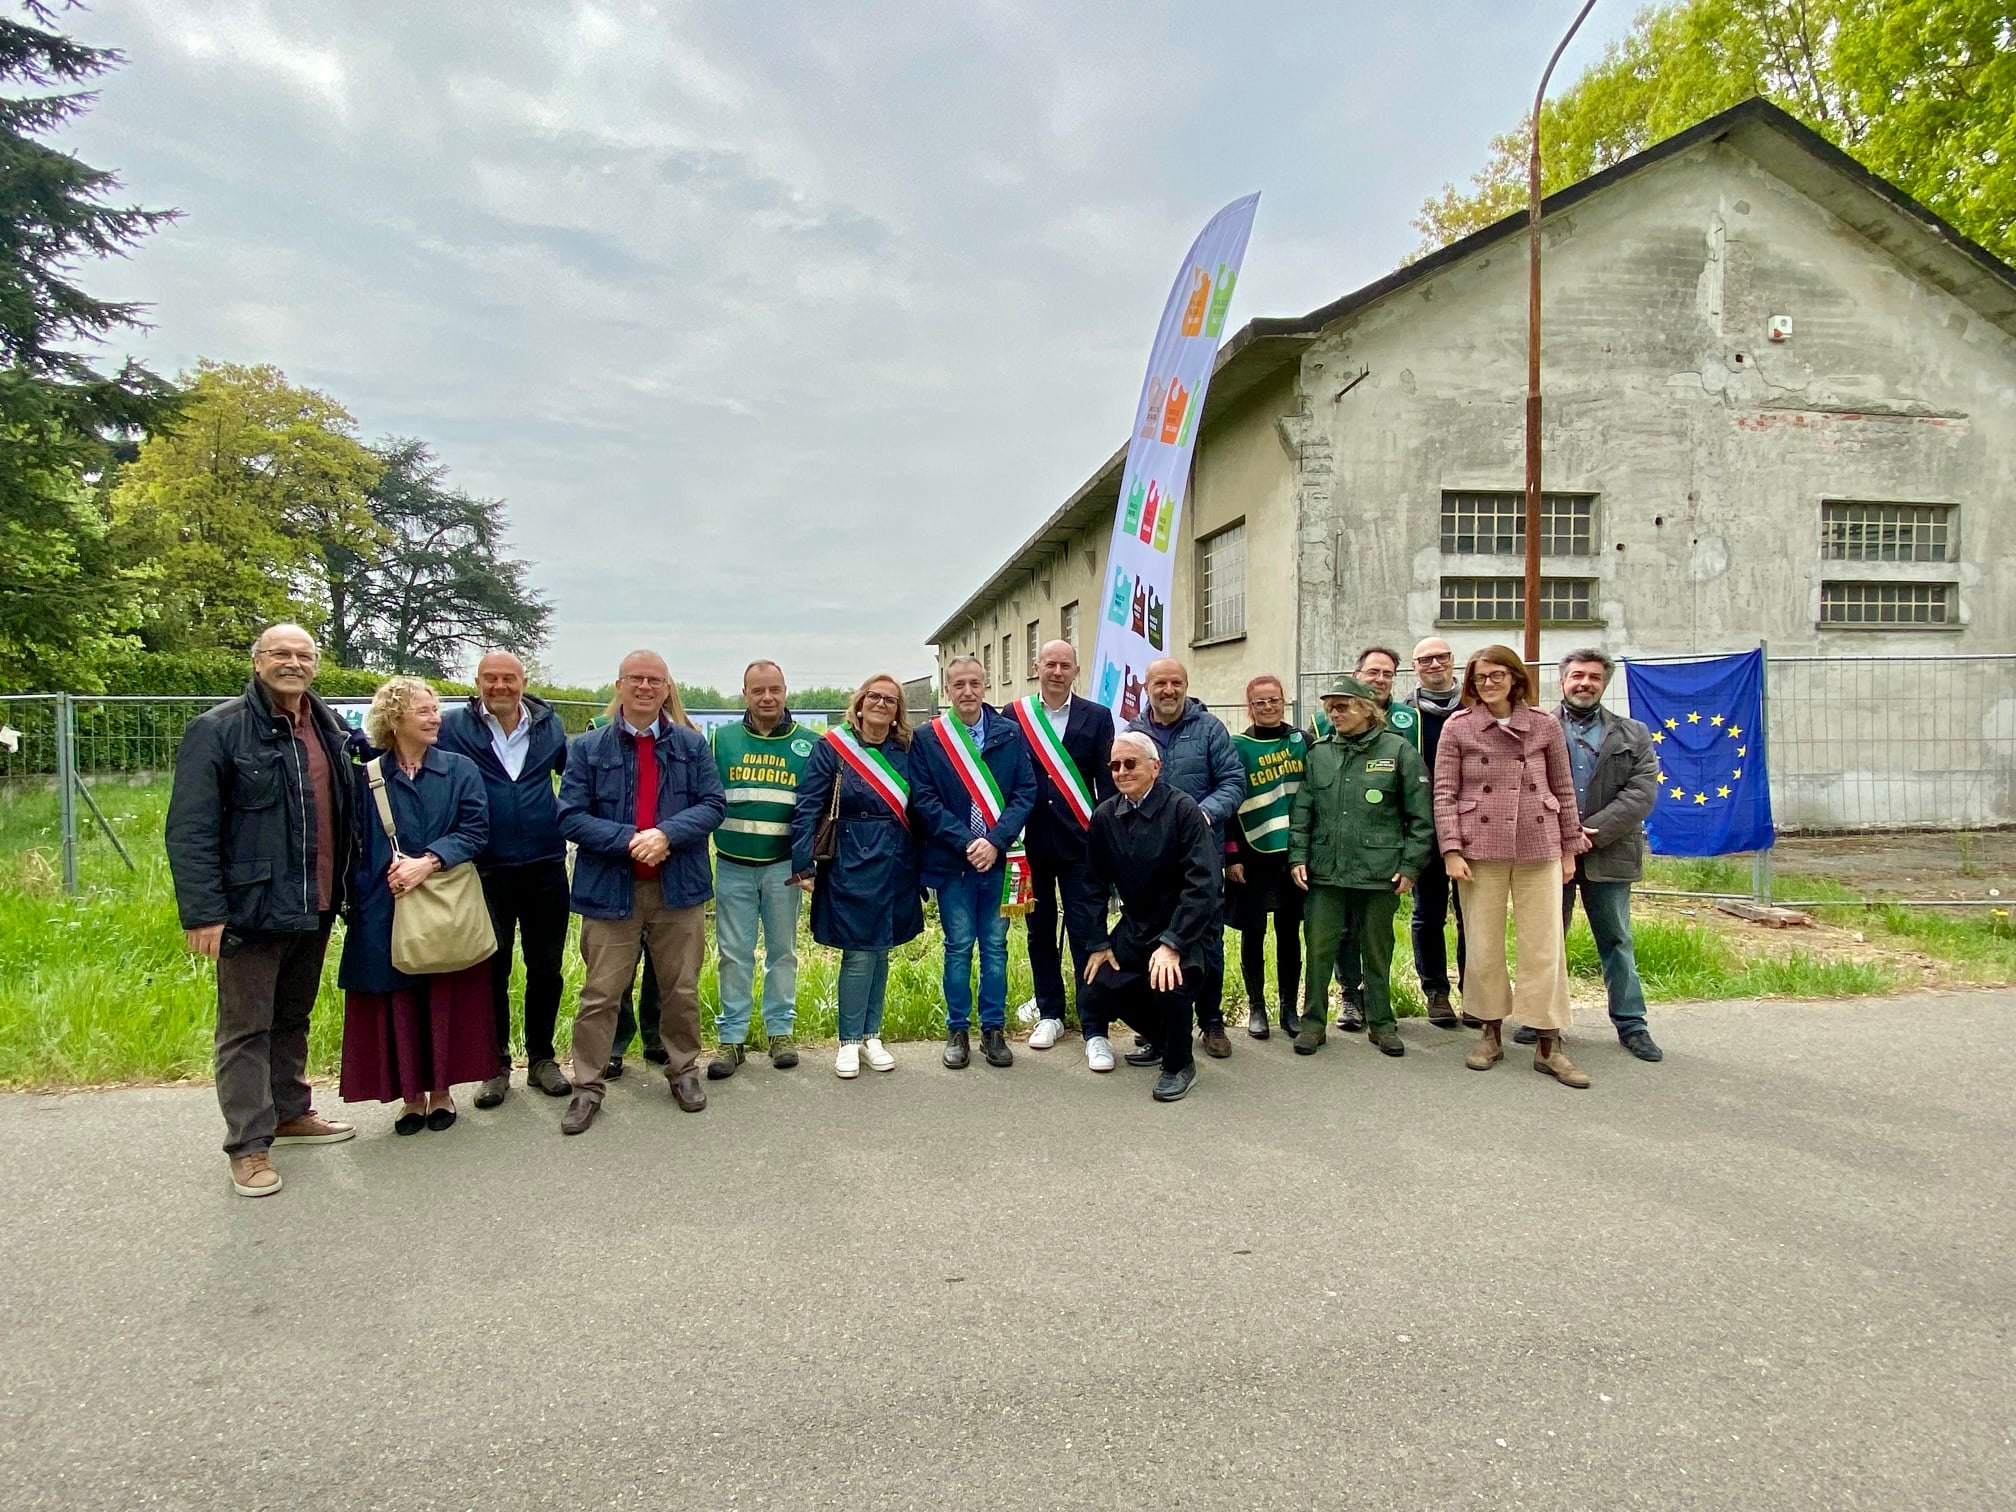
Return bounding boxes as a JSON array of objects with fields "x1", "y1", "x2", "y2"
[{"x1": 1109, "y1": 757, "x2": 1147, "y2": 772}]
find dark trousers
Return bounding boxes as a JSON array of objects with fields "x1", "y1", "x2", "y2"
[
  {"x1": 1192, "y1": 924, "x2": 1226, "y2": 1033},
  {"x1": 214, "y1": 917, "x2": 334, "y2": 1156},
  {"x1": 612, "y1": 956, "x2": 664, "y2": 1061},
  {"x1": 1238, "y1": 887, "x2": 1303, "y2": 1016},
  {"x1": 1027, "y1": 852, "x2": 1103, "y2": 1022},
  {"x1": 479, "y1": 858, "x2": 570, "y2": 1070},
  {"x1": 1079, "y1": 964, "x2": 1195, "y2": 1074}
]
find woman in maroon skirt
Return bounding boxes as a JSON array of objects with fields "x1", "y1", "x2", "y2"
[{"x1": 338, "y1": 677, "x2": 495, "y2": 1133}]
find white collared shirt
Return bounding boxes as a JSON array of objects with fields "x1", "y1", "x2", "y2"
[{"x1": 481, "y1": 703, "x2": 533, "y2": 779}]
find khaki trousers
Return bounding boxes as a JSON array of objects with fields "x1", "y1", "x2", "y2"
[
  {"x1": 571, "y1": 879, "x2": 705, "y2": 1099},
  {"x1": 1457, "y1": 859, "x2": 1571, "y2": 1032}
]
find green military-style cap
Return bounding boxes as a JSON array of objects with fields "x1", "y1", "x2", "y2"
[{"x1": 1321, "y1": 675, "x2": 1377, "y2": 702}]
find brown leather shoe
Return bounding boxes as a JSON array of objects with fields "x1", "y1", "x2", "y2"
[
  {"x1": 1465, "y1": 1021, "x2": 1504, "y2": 1071},
  {"x1": 229, "y1": 1151, "x2": 282, "y2": 1197},
  {"x1": 1425, "y1": 991, "x2": 1462, "y2": 1029},
  {"x1": 271, "y1": 1111, "x2": 355, "y2": 1145},
  {"x1": 670, "y1": 1070, "x2": 708, "y2": 1112},
  {"x1": 560, "y1": 1095, "x2": 598, "y2": 1135},
  {"x1": 1534, "y1": 1034, "x2": 1592, "y2": 1089},
  {"x1": 1201, "y1": 1028, "x2": 1233, "y2": 1059}
]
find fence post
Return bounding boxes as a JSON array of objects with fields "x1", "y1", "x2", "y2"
[
  {"x1": 55, "y1": 691, "x2": 79, "y2": 896},
  {"x1": 1752, "y1": 639, "x2": 1772, "y2": 906}
]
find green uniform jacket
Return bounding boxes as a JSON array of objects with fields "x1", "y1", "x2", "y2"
[{"x1": 1287, "y1": 726, "x2": 1435, "y2": 889}]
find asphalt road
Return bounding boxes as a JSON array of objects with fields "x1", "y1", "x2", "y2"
[{"x1": 5, "y1": 990, "x2": 2013, "y2": 1511}]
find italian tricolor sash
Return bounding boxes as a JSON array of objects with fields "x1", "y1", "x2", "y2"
[
  {"x1": 933, "y1": 713, "x2": 1033, "y2": 916},
  {"x1": 824, "y1": 727, "x2": 909, "y2": 829},
  {"x1": 1010, "y1": 696, "x2": 1094, "y2": 830}
]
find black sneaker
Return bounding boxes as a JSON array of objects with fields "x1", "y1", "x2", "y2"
[
  {"x1": 706, "y1": 1043, "x2": 745, "y2": 1081},
  {"x1": 1337, "y1": 1004, "x2": 1365, "y2": 1033},
  {"x1": 1151, "y1": 1064, "x2": 1197, "y2": 1102},
  {"x1": 1620, "y1": 1030, "x2": 1665, "y2": 1062},
  {"x1": 1123, "y1": 1042, "x2": 1162, "y2": 1067},
  {"x1": 1512, "y1": 1024, "x2": 1540, "y2": 1045},
  {"x1": 602, "y1": 1056, "x2": 625, "y2": 1080}
]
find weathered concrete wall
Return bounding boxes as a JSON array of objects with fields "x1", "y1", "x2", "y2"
[{"x1": 1292, "y1": 138, "x2": 2016, "y2": 825}]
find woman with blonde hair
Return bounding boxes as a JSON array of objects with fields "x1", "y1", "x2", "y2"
[
  {"x1": 338, "y1": 676, "x2": 496, "y2": 1132},
  {"x1": 790, "y1": 674, "x2": 924, "y2": 1079},
  {"x1": 1432, "y1": 645, "x2": 1591, "y2": 1088}
]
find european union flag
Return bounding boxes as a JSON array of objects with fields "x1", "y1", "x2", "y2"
[{"x1": 1622, "y1": 650, "x2": 1775, "y2": 857}]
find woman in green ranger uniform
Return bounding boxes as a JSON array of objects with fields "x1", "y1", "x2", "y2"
[{"x1": 1287, "y1": 675, "x2": 1435, "y2": 1058}]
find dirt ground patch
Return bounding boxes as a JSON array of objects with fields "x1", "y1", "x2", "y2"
[{"x1": 1773, "y1": 829, "x2": 2016, "y2": 897}]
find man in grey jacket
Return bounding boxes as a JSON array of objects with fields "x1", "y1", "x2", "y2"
[
  {"x1": 1129, "y1": 658, "x2": 1244, "y2": 1057},
  {"x1": 1536, "y1": 649, "x2": 1664, "y2": 1062}
]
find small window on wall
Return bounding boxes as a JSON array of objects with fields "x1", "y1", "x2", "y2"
[
  {"x1": 1822, "y1": 501, "x2": 1956, "y2": 562},
  {"x1": 981, "y1": 644, "x2": 992, "y2": 682},
  {"x1": 1061, "y1": 601, "x2": 1079, "y2": 652},
  {"x1": 1438, "y1": 576, "x2": 1597, "y2": 625},
  {"x1": 1820, "y1": 581, "x2": 1956, "y2": 627},
  {"x1": 1196, "y1": 521, "x2": 1246, "y2": 643},
  {"x1": 1001, "y1": 635, "x2": 1014, "y2": 686},
  {"x1": 1026, "y1": 621, "x2": 1040, "y2": 677},
  {"x1": 1441, "y1": 491, "x2": 1594, "y2": 556}
]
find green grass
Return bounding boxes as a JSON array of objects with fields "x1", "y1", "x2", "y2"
[{"x1": 0, "y1": 776, "x2": 1993, "y2": 1087}]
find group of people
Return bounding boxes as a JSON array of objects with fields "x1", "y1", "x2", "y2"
[{"x1": 167, "y1": 622, "x2": 1662, "y2": 1198}]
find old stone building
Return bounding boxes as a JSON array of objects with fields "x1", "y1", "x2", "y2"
[{"x1": 927, "y1": 100, "x2": 2016, "y2": 826}]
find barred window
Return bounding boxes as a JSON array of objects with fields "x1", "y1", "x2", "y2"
[
  {"x1": 1001, "y1": 635, "x2": 1014, "y2": 685},
  {"x1": 1822, "y1": 501, "x2": 1955, "y2": 562},
  {"x1": 1026, "y1": 621, "x2": 1039, "y2": 677},
  {"x1": 1197, "y1": 522, "x2": 1246, "y2": 642},
  {"x1": 1439, "y1": 576, "x2": 1597, "y2": 625},
  {"x1": 1820, "y1": 581, "x2": 1956, "y2": 627},
  {"x1": 1061, "y1": 601, "x2": 1079, "y2": 651},
  {"x1": 1441, "y1": 491, "x2": 1594, "y2": 556},
  {"x1": 981, "y1": 643, "x2": 992, "y2": 681}
]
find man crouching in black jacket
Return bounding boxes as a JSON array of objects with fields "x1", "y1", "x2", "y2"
[{"x1": 1079, "y1": 731, "x2": 1221, "y2": 1102}]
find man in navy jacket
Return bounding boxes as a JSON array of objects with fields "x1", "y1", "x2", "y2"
[
  {"x1": 554, "y1": 650, "x2": 725, "y2": 1135},
  {"x1": 436, "y1": 652, "x2": 574, "y2": 1108},
  {"x1": 911, "y1": 656, "x2": 1037, "y2": 1071},
  {"x1": 1128, "y1": 658, "x2": 1244, "y2": 1058}
]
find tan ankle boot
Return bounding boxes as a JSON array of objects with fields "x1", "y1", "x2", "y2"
[
  {"x1": 1465, "y1": 1020, "x2": 1504, "y2": 1071},
  {"x1": 1534, "y1": 1033, "x2": 1591, "y2": 1089}
]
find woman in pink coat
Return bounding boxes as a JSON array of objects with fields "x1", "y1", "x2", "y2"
[{"x1": 1432, "y1": 645, "x2": 1592, "y2": 1088}]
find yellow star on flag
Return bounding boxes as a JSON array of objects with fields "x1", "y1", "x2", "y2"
[
  {"x1": 1732, "y1": 767, "x2": 1742, "y2": 779},
  {"x1": 1710, "y1": 714, "x2": 1724, "y2": 726},
  {"x1": 1736, "y1": 745, "x2": 1746, "y2": 757},
  {"x1": 1657, "y1": 771, "x2": 1667, "y2": 784},
  {"x1": 1664, "y1": 718, "x2": 1678, "y2": 730},
  {"x1": 1652, "y1": 731, "x2": 1665, "y2": 744},
  {"x1": 1687, "y1": 712, "x2": 1701, "y2": 724},
  {"x1": 1693, "y1": 792, "x2": 1708, "y2": 804},
  {"x1": 1670, "y1": 786, "x2": 1684, "y2": 800},
  {"x1": 1718, "y1": 785, "x2": 1731, "y2": 798},
  {"x1": 1727, "y1": 725, "x2": 1742, "y2": 739}
]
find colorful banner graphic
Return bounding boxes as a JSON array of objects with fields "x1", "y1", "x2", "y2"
[{"x1": 1091, "y1": 194, "x2": 1259, "y2": 721}]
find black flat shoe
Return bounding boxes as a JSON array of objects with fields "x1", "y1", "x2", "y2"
[
  {"x1": 1123, "y1": 1043, "x2": 1162, "y2": 1067},
  {"x1": 1246, "y1": 1007, "x2": 1270, "y2": 1040},
  {"x1": 981, "y1": 1029, "x2": 1014, "y2": 1068},
  {"x1": 394, "y1": 1112, "x2": 426, "y2": 1136},
  {"x1": 603, "y1": 1057, "x2": 625, "y2": 1080},
  {"x1": 425, "y1": 1107, "x2": 457, "y2": 1132}
]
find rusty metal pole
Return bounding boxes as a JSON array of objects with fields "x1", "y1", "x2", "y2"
[{"x1": 1525, "y1": 0, "x2": 1598, "y2": 673}]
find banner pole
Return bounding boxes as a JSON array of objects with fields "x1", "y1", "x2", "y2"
[{"x1": 1753, "y1": 638, "x2": 1772, "y2": 905}]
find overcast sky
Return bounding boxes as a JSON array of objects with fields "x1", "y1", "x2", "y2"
[{"x1": 63, "y1": 0, "x2": 1636, "y2": 691}]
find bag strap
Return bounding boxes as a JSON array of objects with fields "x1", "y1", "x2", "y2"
[{"x1": 365, "y1": 757, "x2": 403, "y2": 854}]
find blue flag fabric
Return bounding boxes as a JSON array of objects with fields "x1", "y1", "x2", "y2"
[{"x1": 1622, "y1": 650, "x2": 1775, "y2": 857}]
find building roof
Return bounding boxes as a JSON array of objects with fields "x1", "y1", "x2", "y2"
[{"x1": 927, "y1": 98, "x2": 2016, "y2": 648}]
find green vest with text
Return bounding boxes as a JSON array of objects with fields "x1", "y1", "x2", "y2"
[
  {"x1": 1231, "y1": 729, "x2": 1308, "y2": 854},
  {"x1": 711, "y1": 719, "x2": 815, "y2": 866}
]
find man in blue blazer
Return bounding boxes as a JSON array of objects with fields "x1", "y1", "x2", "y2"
[
  {"x1": 911, "y1": 656, "x2": 1037, "y2": 1071},
  {"x1": 554, "y1": 650, "x2": 725, "y2": 1135}
]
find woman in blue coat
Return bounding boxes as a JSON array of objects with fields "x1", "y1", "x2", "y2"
[
  {"x1": 338, "y1": 677, "x2": 494, "y2": 1134},
  {"x1": 791, "y1": 673, "x2": 924, "y2": 1081}
]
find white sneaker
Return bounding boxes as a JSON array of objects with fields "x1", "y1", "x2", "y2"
[
  {"x1": 1014, "y1": 997, "x2": 1040, "y2": 1025},
  {"x1": 1028, "y1": 1018, "x2": 1063, "y2": 1050},
  {"x1": 862, "y1": 1037, "x2": 896, "y2": 1072},
  {"x1": 1085, "y1": 1035, "x2": 1115, "y2": 1073},
  {"x1": 835, "y1": 1043, "x2": 861, "y2": 1079}
]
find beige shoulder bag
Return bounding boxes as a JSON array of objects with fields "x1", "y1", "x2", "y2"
[{"x1": 366, "y1": 758, "x2": 497, "y2": 975}]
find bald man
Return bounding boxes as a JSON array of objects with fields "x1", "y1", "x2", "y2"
[{"x1": 438, "y1": 650, "x2": 575, "y2": 1107}]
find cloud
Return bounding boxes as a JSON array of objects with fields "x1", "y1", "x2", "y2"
[{"x1": 62, "y1": 0, "x2": 1644, "y2": 689}]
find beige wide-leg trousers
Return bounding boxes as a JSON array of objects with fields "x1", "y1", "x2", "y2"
[{"x1": 1457, "y1": 859, "x2": 1571, "y2": 1032}]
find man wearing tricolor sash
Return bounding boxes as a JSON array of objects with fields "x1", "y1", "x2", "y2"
[
  {"x1": 911, "y1": 656, "x2": 1037, "y2": 1071},
  {"x1": 1013, "y1": 640, "x2": 1116, "y2": 1064}
]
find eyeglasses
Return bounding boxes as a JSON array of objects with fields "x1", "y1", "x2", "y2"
[
  {"x1": 1473, "y1": 670, "x2": 1514, "y2": 686},
  {"x1": 1249, "y1": 696, "x2": 1284, "y2": 708},
  {"x1": 257, "y1": 650, "x2": 318, "y2": 665},
  {"x1": 621, "y1": 674, "x2": 667, "y2": 688},
  {"x1": 860, "y1": 693, "x2": 899, "y2": 708},
  {"x1": 1109, "y1": 757, "x2": 1147, "y2": 772},
  {"x1": 1414, "y1": 653, "x2": 1453, "y2": 666}
]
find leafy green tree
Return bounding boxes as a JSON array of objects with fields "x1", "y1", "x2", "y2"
[
  {"x1": 1415, "y1": 0, "x2": 2015, "y2": 265},
  {"x1": 339, "y1": 437, "x2": 551, "y2": 678},
  {"x1": 0, "y1": 0, "x2": 178, "y2": 686},
  {"x1": 109, "y1": 360, "x2": 381, "y2": 654}
]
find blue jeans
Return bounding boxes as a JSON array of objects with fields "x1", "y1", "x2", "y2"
[
  {"x1": 713, "y1": 858, "x2": 800, "y2": 1044},
  {"x1": 837, "y1": 949, "x2": 890, "y2": 1042},
  {"x1": 1563, "y1": 877, "x2": 1649, "y2": 1034},
  {"x1": 937, "y1": 869, "x2": 1010, "y2": 1031}
]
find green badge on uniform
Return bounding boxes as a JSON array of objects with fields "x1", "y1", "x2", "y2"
[
  {"x1": 791, "y1": 738, "x2": 813, "y2": 757},
  {"x1": 1365, "y1": 789, "x2": 1383, "y2": 803},
  {"x1": 1365, "y1": 758, "x2": 1395, "y2": 772}
]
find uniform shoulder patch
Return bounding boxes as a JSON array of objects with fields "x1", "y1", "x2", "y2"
[{"x1": 791, "y1": 738, "x2": 813, "y2": 757}]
